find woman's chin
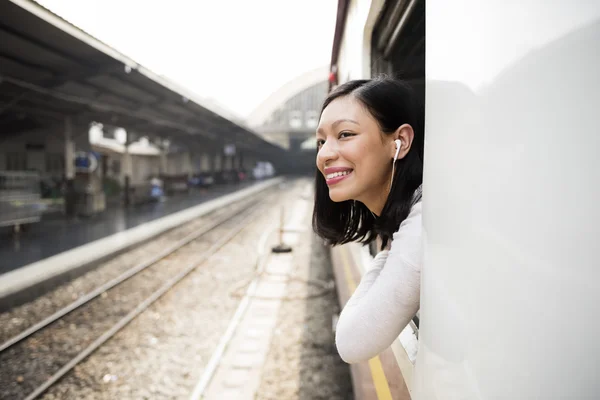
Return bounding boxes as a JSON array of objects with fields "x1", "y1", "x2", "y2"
[{"x1": 328, "y1": 189, "x2": 352, "y2": 203}]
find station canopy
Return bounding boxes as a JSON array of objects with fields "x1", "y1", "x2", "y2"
[{"x1": 0, "y1": 0, "x2": 286, "y2": 160}]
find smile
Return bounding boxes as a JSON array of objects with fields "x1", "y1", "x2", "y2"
[
  {"x1": 324, "y1": 169, "x2": 353, "y2": 185},
  {"x1": 326, "y1": 170, "x2": 351, "y2": 179}
]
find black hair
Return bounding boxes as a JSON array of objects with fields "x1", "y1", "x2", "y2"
[{"x1": 312, "y1": 76, "x2": 424, "y2": 249}]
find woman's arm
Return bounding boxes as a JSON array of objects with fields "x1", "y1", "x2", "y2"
[{"x1": 335, "y1": 203, "x2": 422, "y2": 363}]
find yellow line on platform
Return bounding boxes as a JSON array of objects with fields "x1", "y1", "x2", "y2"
[
  {"x1": 339, "y1": 247, "x2": 393, "y2": 400},
  {"x1": 339, "y1": 246, "x2": 357, "y2": 293},
  {"x1": 368, "y1": 357, "x2": 393, "y2": 400}
]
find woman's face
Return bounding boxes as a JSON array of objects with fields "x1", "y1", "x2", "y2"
[{"x1": 316, "y1": 96, "x2": 393, "y2": 212}]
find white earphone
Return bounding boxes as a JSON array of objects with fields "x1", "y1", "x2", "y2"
[
  {"x1": 393, "y1": 139, "x2": 402, "y2": 161},
  {"x1": 390, "y1": 139, "x2": 402, "y2": 192}
]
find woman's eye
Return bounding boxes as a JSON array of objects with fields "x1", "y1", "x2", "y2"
[
  {"x1": 339, "y1": 131, "x2": 355, "y2": 139},
  {"x1": 316, "y1": 139, "x2": 325, "y2": 148}
]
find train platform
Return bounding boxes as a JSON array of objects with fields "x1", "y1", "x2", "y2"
[
  {"x1": 0, "y1": 179, "x2": 282, "y2": 306},
  {"x1": 0, "y1": 181, "x2": 260, "y2": 276}
]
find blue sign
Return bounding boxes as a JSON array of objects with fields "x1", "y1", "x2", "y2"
[{"x1": 74, "y1": 151, "x2": 99, "y2": 173}]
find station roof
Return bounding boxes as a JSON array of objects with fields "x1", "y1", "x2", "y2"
[
  {"x1": 247, "y1": 66, "x2": 329, "y2": 128},
  {"x1": 0, "y1": 0, "x2": 286, "y2": 159}
]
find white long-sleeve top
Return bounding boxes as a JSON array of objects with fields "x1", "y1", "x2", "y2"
[{"x1": 335, "y1": 200, "x2": 423, "y2": 364}]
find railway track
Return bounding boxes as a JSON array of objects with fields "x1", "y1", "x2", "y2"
[{"x1": 0, "y1": 187, "x2": 282, "y2": 400}]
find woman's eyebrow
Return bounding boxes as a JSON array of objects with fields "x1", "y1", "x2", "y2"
[
  {"x1": 332, "y1": 118, "x2": 359, "y2": 129},
  {"x1": 316, "y1": 118, "x2": 359, "y2": 134}
]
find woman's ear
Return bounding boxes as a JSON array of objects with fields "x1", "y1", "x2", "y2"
[{"x1": 393, "y1": 124, "x2": 414, "y2": 160}]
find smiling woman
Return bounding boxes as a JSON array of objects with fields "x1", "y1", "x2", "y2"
[{"x1": 312, "y1": 76, "x2": 424, "y2": 363}]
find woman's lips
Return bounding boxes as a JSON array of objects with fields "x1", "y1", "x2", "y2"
[{"x1": 325, "y1": 171, "x2": 352, "y2": 186}]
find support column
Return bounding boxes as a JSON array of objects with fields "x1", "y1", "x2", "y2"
[
  {"x1": 159, "y1": 148, "x2": 168, "y2": 175},
  {"x1": 221, "y1": 154, "x2": 229, "y2": 171},
  {"x1": 213, "y1": 153, "x2": 222, "y2": 172},
  {"x1": 121, "y1": 135, "x2": 132, "y2": 207},
  {"x1": 184, "y1": 151, "x2": 193, "y2": 179},
  {"x1": 200, "y1": 153, "x2": 211, "y2": 173},
  {"x1": 238, "y1": 152, "x2": 244, "y2": 170},
  {"x1": 64, "y1": 117, "x2": 76, "y2": 218}
]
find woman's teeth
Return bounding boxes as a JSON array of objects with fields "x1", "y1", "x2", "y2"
[{"x1": 326, "y1": 170, "x2": 351, "y2": 179}]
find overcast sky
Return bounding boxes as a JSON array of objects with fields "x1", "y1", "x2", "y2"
[{"x1": 36, "y1": 0, "x2": 337, "y2": 118}]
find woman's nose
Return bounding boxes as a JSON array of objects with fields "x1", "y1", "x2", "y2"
[{"x1": 317, "y1": 140, "x2": 338, "y2": 167}]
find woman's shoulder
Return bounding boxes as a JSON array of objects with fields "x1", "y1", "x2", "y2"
[
  {"x1": 393, "y1": 200, "x2": 422, "y2": 236},
  {"x1": 389, "y1": 200, "x2": 423, "y2": 268},
  {"x1": 395, "y1": 184, "x2": 423, "y2": 236}
]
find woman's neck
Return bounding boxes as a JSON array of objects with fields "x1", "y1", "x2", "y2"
[
  {"x1": 363, "y1": 183, "x2": 423, "y2": 216},
  {"x1": 361, "y1": 190, "x2": 389, "y2": 216}
]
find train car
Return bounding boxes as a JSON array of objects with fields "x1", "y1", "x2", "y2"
[{"x1": 329, "y1": 0, "x2": 600, "y2": 398}]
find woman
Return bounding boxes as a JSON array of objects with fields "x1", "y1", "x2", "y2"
[{"x1": 313, "y1": 77, "x2": 424, "y2": 363}]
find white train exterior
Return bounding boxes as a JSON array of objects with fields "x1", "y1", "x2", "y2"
[{"x1": 331, "y1": 1, "x2": 600, "y2": 398}]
